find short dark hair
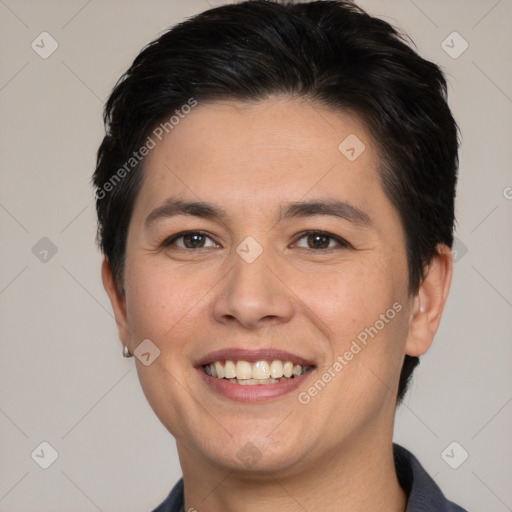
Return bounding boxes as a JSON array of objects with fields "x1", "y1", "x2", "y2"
[{"x1": 93, "y1": 0, "x2": 459, "y2": 402}]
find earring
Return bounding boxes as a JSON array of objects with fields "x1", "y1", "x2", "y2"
[
  {"x1": 123, "y1": 345, "x2": 133, "y2": 358},
  {"x1": 419, "y1": 305, "x2": 425, "y2": 313}
]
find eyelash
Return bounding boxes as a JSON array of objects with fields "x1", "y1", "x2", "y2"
[{"x1": 161, "y1": 230, "x2": 351, "y2": 252}]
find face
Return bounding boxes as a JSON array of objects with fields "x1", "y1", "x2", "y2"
[{"x1": 105, "y1": 96, "x2": 430, "y2": 477}]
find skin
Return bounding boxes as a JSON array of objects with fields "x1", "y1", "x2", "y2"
[{"x1": 102, "y1": 96, "x2": 452, "y2": 512}]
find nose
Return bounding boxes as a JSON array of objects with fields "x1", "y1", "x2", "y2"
[{"x1": 211, "y1": 243, "x2": 295, "y2": 330}]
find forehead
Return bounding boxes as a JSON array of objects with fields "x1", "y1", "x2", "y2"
[{"x1": 137, "y1": 96, "x2": 383, "y2": 211}]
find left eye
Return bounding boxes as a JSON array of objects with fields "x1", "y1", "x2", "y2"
[
  {"x1": 294, "y1": 231, "x2": 349, "y2": 250},
  {"x1": 163, "y1": 231, "x2": 217, "y2": 249}
]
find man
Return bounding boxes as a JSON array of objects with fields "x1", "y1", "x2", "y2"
[{"x1": 94, "y1": 1, "x2": 466, "y2": 510}]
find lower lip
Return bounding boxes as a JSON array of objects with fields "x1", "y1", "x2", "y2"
[{"x1": 197, "y1": 368, "x2": 313, "y2": 403}]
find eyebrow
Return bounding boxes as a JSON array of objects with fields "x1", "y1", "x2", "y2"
[
  {"x1": 145, "y1": 199, "x2": 229, "y2": 228},
  {"x1": 144, "y1": 197, "x2": 372, "y2": 228},
  {"x1": 280, "y1": 199, "x2": 371, "y2": 226}
]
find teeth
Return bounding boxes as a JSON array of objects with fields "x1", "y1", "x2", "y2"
[
  {"x1": 228, "y1": 377, "x2": 285, "y2": 385},
  {"x1": 283, "y1": 361, "x2": 293, "y2": 378},
  {"x1": 270, "y1": 360, "x2": 284, "y2": 378},
  {"x1": 252, "y1": 361, "x2": 270, "y2": 379},
  {"x1": 214, "y1": 361, "x2": 224, "y2": 378},
  {"x1": 224, "y1": 360, "x2": 236, "y2": 379},
  {"x1": 203, "y1": 359, "x2": 310, "y2": 382},
  {"x1": 236, "y1": 360, "x2": 252, "y2": 379}
]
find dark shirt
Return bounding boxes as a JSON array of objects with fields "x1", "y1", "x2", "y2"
[{"x1": 151, "y1": 443, "x2": 468, "y2": 512}]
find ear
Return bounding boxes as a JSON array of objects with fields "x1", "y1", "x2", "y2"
[
  {"x1": 405, "y1": 243, "x2": 453, "y2": 357},
  {"x1": 101, "y1": 258, "x2": 130, "y2": 347}
]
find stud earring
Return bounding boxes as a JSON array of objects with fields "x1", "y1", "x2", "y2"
[{"x1": 123, "y1": 345, "x2": 133, "y2": 358}]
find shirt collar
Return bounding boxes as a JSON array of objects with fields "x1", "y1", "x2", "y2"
[
  {"x1": 393, "y1": 443, "x2": 467, "y2": 511},
  {"x1": 152, "y1": 443, "x2": 467, "y2": 512}
]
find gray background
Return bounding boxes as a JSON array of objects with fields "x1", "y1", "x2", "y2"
[{"x1": 1, "y1": 0, "x2": 511, "y2": 510}]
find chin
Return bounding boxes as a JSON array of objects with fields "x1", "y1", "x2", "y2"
[{"x1": 193, "y1": 425, "x2": 317, "y2": 476}]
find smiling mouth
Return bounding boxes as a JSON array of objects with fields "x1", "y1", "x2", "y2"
[{"x1": 201, "y1": 359, "x2": 313, "y2": 385}]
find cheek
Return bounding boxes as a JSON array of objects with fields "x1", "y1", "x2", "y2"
[
  {"x1": 309, "y1": 260, "x2": 404, "y2": 346},
  {"x1": 123, "y1": 255, "x2": 184, "y2": 343},
  {"x1": 311, "y1": 289, "x2": 409, "y2": 438},
  {"x1": 122, "y1": 258, "x2": 205, "y2": 437},
  {"x1": 307, "y1": 256, "x2": 410, "y2": 406},
  {"x1": 123, "y1": 254, "x2": 220, "y2": 365}
]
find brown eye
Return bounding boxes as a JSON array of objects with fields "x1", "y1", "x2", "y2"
[
  {"x1": 163, "y1": 231, "x2": 217, "y2": 249},
  {"x1": 294, "y1": 231, "x2": 350, "y2": 250}
]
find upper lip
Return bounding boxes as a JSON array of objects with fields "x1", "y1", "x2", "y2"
[{"x1": 194, "y1": 348, "x2": 316, "y2": 367}]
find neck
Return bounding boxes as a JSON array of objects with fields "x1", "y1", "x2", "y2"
[{"x1": 177, "y1": 433, "x2": 406, "y2": 512}]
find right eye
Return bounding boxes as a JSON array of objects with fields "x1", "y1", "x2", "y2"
[{"x1": 162, "y1": 231, "x2": 219, "y2": 250}]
